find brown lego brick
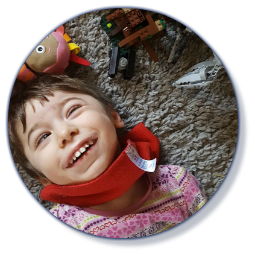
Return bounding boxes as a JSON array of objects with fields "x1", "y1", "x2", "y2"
[
  {"x1": 108, "y1": 17, "x2": 126, "y2": 37},
  {"x1": 120, "y1": 15, "x2": 159, "y2": 46},
  {"x1": 122, "y1": 26, "x2": 132, "y2": 37},
  {"x1": 137, "y1": 10, "x2": 145, "y2": 22},
  {"x1": 119, "y1": 30, "x2": 141, "y2": 47},
  {"x1": 138, "y1": 27, "x2": 149, "y2": 40},
  {"x1": 145, "y1": 14, "x2": 159, "y2": 35},
  {"x1": 142, "y1": 40, "x2": 159, "y2": 62},
  {"x1": 125, "y1": 19, "x2": 132, "y2": 29},
  {"x1": 126, "y1": 38, "x2": 139, "y2": 48},
  {"x1": 119, "y1": 21, "x2": 157, "y2": 48},
  {"x1": 151, "y1": 31, "x2": 165, "y2": 40},
  {"x1": 126, "y1": 9, "x2": 145, "y2": 28},
  {"x1": 122, "y1": 25, "x2": 139, "y2": 48},
  {"x1": 145, "y1": 14, "x2": 155, "y2": 26},
  {"x1": 114, "y1": 16, "x2": 125, "y2": 26},
  {"x1": 106, "y1": 9, "x2": 125, "y2": 22}
]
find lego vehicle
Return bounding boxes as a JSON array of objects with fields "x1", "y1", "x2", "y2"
[{"x1": 172, "y1": 52, "x2": 223, "y2": 88}]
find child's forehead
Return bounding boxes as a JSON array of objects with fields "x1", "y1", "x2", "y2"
[
  {"x1": 27, "y1": 91, "x2": 94, "y2": 108},
  {"x1": 23, "y1": 91, "x2": 104, "y2": 120},
  {"x1": 18, "y1": 91, "x2": 106, "y2": 133}
]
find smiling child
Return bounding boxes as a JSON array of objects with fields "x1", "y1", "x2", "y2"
[{"x1": 9, "y1": 74, "x2": 207, "y2": 238}]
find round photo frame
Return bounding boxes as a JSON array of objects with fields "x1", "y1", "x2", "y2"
[{"x1": 5, "y1": 5, "x2": 249, "y2": 249}]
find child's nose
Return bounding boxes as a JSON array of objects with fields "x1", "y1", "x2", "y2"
[{"x1": 57, "y1": 124, "x2": 79, "y2": 148}]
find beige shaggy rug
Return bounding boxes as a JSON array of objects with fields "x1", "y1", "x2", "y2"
[{"x1": 16, "y1": 8, "x2": 238, "y2": 210}]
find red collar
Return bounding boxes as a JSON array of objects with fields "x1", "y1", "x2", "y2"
[{"x1": 40, "y1": 123, "x2": 160, "y2": 207}]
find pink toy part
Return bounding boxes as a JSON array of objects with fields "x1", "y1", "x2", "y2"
[
  {"x1": 55, "y1": 25, "x2": 65, "y2": 36},
  {"x1": 43, "y1": 31, "x2": 70, "y2": 74}
]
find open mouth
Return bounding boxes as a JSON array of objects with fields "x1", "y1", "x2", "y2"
[{"x1": 68, "y1": 138, "x2": 97, "y2": 167}]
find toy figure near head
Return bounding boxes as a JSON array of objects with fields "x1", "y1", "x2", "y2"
[{"x1": 17, "y1": 25, "x2": 90, "y2": 82}]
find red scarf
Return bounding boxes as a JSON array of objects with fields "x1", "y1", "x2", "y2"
[{"x1": 40, "y1": 123, "x2": 160, "y2": 207}]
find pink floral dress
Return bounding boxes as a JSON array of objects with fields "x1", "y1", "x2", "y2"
[{"x1": 50, "y1": 165, "x2": 207, "y2": 238}]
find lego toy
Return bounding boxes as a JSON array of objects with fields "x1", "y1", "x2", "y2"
[
  {"x1": 167, "y1": 23, "x2": 192, "y2": 63},
  {"x1": 108, "y1": 47, "x2": 120, "y2": 78},
  {"x1": 172, "y1": 52, "x2": 223, "y2": 88},
  {"x1": 167, "y1": 27, "x2": 181, "y2": 62},
  {"x1": 124, "y1": 47, "x2": 136, "y2": 80},
  {"x1": 118, "y1": 15, "x2": 163, "y2": 47},
  {"x1": 100, "y1": 8, "x2": 166, "y2": 79},
  {"x1": 17, "y1": 25, "x2": 90, "y2": 82},
  {"x1": 118, "y1": 57, "x2": 128, "y2": 71}
]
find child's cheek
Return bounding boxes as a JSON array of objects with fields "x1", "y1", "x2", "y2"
[
  {"x1": 78, "y1": 111, "x2": 112, "y2": 128},
  {"x1": 34, "y1": 144, "x2": 57, "y2": 176}
]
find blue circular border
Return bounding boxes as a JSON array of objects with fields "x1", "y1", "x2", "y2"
[{"x1": 5, "y1": 5, "x2": 249, "y2": 249}]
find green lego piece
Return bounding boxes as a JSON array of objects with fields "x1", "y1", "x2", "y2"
[
  {"x1": 160, "y1": 19, "x2": 166, "y2": 29},
  {"x1": 120, "y1": 47, "x2": 128, "y2": 58},
  {"x1": 109, "y1": 37, "x2": 128, "y2": 58},
  {"x1": 100, "y1": 13, "x2": 128, "y2": 58},
  {"x1": 107, "y1": 23, "x2": 112, "y2": 28},
  {"x1": 100, "y1": 15, "x2": 117, "y2": 35}
]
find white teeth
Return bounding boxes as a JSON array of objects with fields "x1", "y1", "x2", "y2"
[
  {"x1": 75, "y1": 151, "x2": 81, "y2": 157},
  {"x1": 70, "y1": 140, "x2": 95, "y2": 165},
  {"x1": 80, "y1": 147, "x2": 86, "y2": 153}
]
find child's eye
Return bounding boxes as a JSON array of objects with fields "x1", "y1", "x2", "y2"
[
  {"x1": 36, "y1": 133, "x2": 50, "y2": 148},
  {"x1": 67, "y1": 105, "x2": 81, "y2": 118}
]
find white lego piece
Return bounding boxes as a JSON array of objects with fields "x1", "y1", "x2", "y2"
[
  {"x1": 172, "y1": 52, "x2": 223, "y2": 88},
  {"x1": 118, "y1": 57, "x2": 128, "y2": 71}
]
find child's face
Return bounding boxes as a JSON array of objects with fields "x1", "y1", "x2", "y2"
[{"x1": 16, "y1": 91, "x2": 124, "y2": 185}]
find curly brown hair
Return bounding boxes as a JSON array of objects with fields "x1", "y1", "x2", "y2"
[{"x1": 8, "y1": 74, "x2": 115, "y2": 180}]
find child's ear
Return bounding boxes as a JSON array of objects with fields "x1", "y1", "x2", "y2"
[{"x1": 110, "y1": 110, "x2": 124, "y2": 129}]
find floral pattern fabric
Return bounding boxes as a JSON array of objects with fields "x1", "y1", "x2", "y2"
[{"x1": 50, "y1": 165, "x2": 207, "y2": 238}]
